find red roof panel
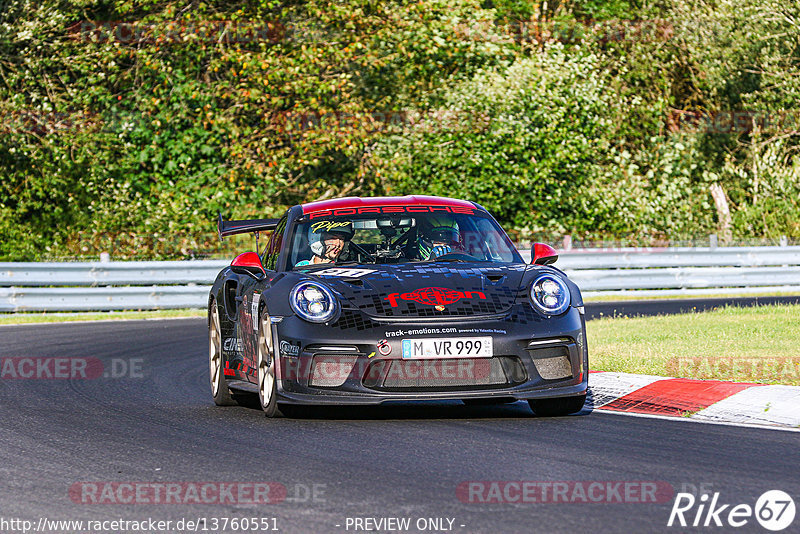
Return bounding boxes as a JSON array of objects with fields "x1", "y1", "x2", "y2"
[{"x1": 301, "y1": 195, "x2": 477, "y2": 214}]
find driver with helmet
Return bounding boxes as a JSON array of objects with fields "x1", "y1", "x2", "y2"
[
  {"x1": 296, "y1": 221, "x2": 355, "y2": 266},
  {"x1": 417, "y1": 215, "x2": 461, "y2": 260}
]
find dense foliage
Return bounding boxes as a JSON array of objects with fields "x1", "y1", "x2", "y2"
[{"x1": 1, "y1": 0, "x2": 798, "y2": 259}]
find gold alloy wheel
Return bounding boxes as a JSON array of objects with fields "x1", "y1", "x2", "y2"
[
  {"x1": 257, "y1": 313, "x2": 279, "y2": 416},
  {"x1": 209, "y1": 301, "x2": 235, "y2": 406}
]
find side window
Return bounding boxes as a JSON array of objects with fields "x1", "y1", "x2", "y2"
[
  {"x1": 264, "y1": 216, "x2": 287, "y2": 271},
  {"x1": 471, "y1": 217, "x2": 517, "y2": 262}
]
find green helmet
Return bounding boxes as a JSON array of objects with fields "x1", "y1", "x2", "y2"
[{"x1": 418, "y1": 215, "x2": 459, "y2": 260}]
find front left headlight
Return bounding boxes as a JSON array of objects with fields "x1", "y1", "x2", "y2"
[
  {"x1": 290, "y1": 281, "x2": 339, "y2": 323},
  {"x1": 529, "y1": 274, "x2": 571, "y2": 315}
]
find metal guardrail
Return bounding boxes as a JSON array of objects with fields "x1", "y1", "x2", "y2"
[
  {"x1": 2, "y1": 246, "x2": 800, "y2": 311},
  {"x1": 0, "y1": 260, "x2": 229, "y2": 286},
  {"x1": 0, "y1": 286, "x2": 211, "y2": 312},
  {"x1": 551, "y1": 246, "x2": 800, "y2": 269}
]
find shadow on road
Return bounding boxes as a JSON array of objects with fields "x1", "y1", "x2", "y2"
[{"x1": 231, "y1": 394, "x2": 593, "y2": 420}]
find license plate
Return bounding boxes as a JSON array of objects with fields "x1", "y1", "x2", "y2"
[{"x1": 401, "y1": 337, "x2": 493, "y2": 359}]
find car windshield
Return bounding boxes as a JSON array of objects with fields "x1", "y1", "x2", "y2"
[{"x1": 288, "y1": 208, "x2": 523, "y2": 269}]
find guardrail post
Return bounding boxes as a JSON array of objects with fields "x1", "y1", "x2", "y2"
[{"x1": 709, "y1": 234, "x2": 718, "y2": 250}]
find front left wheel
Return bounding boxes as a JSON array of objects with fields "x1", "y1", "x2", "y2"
[{"x1": 257, "y1": 312, "x2": 280, "y2": 417}]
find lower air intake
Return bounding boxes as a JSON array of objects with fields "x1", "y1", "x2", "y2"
[
  {"x1": 529, "y1": 346, "x2": 573, "y2": 380},
  {"x1": 309, "y1": 354, "x2": 359, "y2": 387}
]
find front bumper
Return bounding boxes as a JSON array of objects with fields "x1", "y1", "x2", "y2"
[{"x1": 271, "y1": 306, "x2": 588, "y2": 405}]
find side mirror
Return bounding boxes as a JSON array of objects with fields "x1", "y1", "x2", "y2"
[
  {"x1": 231, "y1": 252, "x2": 266, "y2": 279},
  {"x1": 531, "y1": 243, "x2": 558, "y2": 265}
]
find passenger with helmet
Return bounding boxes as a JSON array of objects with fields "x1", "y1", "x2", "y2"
[
  {"x1": 296, "y1": 221, "x2": 355, "y2": 266},
  {"x1": 417, "y1": 215, "x2": 461, "y2": 260}
]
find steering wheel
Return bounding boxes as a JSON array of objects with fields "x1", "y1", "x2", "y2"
[{"x1": 346, "y1": 241, "x2": 377, "y2": 263}]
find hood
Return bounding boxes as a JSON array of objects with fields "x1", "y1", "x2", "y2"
[{"x1": 304, "y1": 262, "x2": 528, "y2": 319}]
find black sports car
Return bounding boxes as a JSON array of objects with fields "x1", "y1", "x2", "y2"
[{"x1": 208, "y1": 195, "x2": 588, "y2": 417}]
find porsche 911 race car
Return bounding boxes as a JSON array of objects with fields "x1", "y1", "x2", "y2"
[{"x1": 208, "y1": 195, "x2": 588, "y2": 417}]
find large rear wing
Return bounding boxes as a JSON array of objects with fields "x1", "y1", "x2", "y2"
[{"x1": 217, "y1": 213, "x2": 279, "y2": 240}]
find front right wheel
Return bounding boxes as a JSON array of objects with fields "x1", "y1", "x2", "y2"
[
  {"x1": 528, "y1": 394, "x2": 586, "y2": 417},
  {"x1": 209, "y1": 300, "x2": 236, "y2": 406}
]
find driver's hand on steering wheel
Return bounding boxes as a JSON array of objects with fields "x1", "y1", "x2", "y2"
[{"x1": 430, "y1": 245, "x2": 452, "y2": 259}]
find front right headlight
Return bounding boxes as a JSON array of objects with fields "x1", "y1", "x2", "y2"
[
  {"x1": 529, "y1": 274, "x2": 571, "y2": 316},
  {"x1": 290, "y1": 281, "x2": 339, "y2": 323}
]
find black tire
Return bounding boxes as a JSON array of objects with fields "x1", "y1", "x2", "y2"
[
  {"x1": 209, "y1": 300, "x2": 236, "y2": 406},
  {"x1": 462, "y1": 397, "x2": 516, "y2": 406},
  {"x1": 257, "y1": 312, "x2": 281, "y2": 417},
  {"x1": 528, "y1": 394, "x2": 586, "y2": 417}
]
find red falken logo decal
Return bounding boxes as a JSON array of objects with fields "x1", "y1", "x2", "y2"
[{"x1": 384, "y1": 287, "x2": 486, "y2": 308}]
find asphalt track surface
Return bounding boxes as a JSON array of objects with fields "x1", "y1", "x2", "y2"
[{"x1": 1, "y1": 318, "x2": 798, "y2": 534}]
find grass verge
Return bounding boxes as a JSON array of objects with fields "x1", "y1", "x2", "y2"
[
  {"x1": 0, "y1": 309, "x2": 204, "y2": 325},
  {"x1": 587, "y1": 304, "x2": 800, "y2": 385}
]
